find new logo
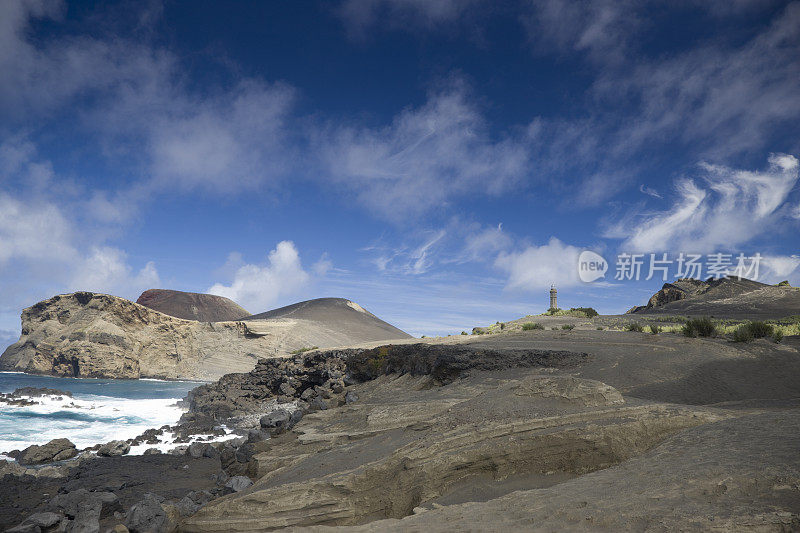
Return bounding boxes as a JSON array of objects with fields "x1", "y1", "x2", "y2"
[{"x1": 578, "y1": 250, "x2": 608, "y2": 282}]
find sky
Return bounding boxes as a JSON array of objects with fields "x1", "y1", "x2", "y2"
[{"x1": 1, "y1": 0, "x2": 799, "y2": 345}]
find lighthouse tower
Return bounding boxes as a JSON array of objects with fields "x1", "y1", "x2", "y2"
[{"x1": 549, "y1": 284, "x2": 558, "y2": 310}]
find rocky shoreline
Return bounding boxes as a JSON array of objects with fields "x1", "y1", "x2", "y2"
[
  {"x1": 3, "y1": 331, "x2": 800, "y2": 531},
  {"x1": 1, "y1": 342, "x2": 589, "y2": 532}
]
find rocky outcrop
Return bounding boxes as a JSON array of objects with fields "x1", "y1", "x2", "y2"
[
  {"x1": 180, "y1": 369, "x2": 728, "y2": 531},
  {"x1": 629, "y1": 276, "x2": 800, "y2": 318},
  {"x1": 18, "y1": 438, "x2": 77, "y2": 465},
  {"x1": 187, "y1": 343, "x2": 589, "y2": 419},
  {"x1": 136, "y1": 289, "x2": 249, "y2": 322},
  {"x1": 0, "y1": 292, "x2": 273, "y2": 380},
  {"x1": 0, "y1": 292, "x2": 413, "y2": 381}
]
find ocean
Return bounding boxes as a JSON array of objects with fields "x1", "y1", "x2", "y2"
[{"x1": 0, "y1": 371, "x2": 202, "y2": 456}]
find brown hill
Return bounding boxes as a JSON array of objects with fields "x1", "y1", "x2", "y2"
[
  {"x1": 629, "y1": 277, "x2": 800, "y2": 319},
  {"x1": 241, "y1": 297, "x2": 412, "y2": 343},
  {"x1": 136, "y1": 289, "x2": 248, "y2": 322}
]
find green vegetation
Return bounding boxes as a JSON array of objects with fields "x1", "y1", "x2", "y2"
[
  {"x1": 551, "y1": 326, "x2": 559, "y2": 330},
  {"x1": 649, "y1": 324, "x2": 661, "y2": 334},
  {"x1": 748, "y1": 321, "x2": 774, "y2": 338},
  {"x1": 596, "y1": 326, "x2": 604, "y2": 330},
  {"x1": 543, "y1": 307, "x2": 598, "y2": 318},
  {"x1": 776, "y1": 280, "x2": 791, "y2": 286},
  {"x1": 682, "y1": 317, "x2": 717, "y2": 338},
  {"x1": 732, "y1": 326, "x2": 754, "y2": 343},
  {"x1": 732, "y1": 321, "x2": 774, "y2": 342},
  {"x1": 626, "y1": 323, "x2": 644, "y2": 333},
  {"x1": 774, "y1": 330, "x2": 784, "y2": 343},
  {"x1": 561, "y1": 324, "x2": 575, "y2": 330},
  {"x1": 290, "y1": 346, "x2": 319, "y2": 355},
  {"x1": 461, "y1": 331, "x2": 467, "y2": 335},
  {"x1": 522, "y1": 322, "x2": 544, "y2": 331}
]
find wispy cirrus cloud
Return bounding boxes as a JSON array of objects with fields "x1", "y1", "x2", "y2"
[
  {"x1": 605, "y1": 153, "x2": 800, "y2": 253},
  {"x1": 320, "y1": 82, "x2": 532, "y2": 220},
  {"x1": 523, "y1": 1, "x2": 800, "y2": 205}
]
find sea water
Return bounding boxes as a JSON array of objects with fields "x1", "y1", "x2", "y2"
[{"x1": 0, "y1": 371, "x2": 202, "y2": 455}]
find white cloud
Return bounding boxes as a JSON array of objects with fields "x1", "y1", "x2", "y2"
[
  {"x1": 523, "y1": 0, "x2": 643, "y2": 65},
  {"x1": 606, "y1": 153, "x2": 799, "y2": 253},
  {"x1": 1, "y1": 1, "x2": 297, "y2": 195},
  {"x1": 322, "y1": 83, "x2": 531, "y2": 219},
  {"x1": 495, "y1": 237, "x2": 583, "y2": 292},
  {"x1": 0, "y1": 193, "x2": 76, "y2": 265},
  {"x1": 459, "y1": 223, "x2": 513, "y2": 263},
  {"x1": 761, "y1": 255, "x2": 800, "y2": 283},
  {"x1": 70, "y1": 246, "x2": 160, "y2": 299},
  {"x1": 522, "y1": 2, "x2": 800, "y2": 206},
  {"x1": 0, "y1": 149, "x2": 161, "y2": 333},
  {"x1": 207, "y1": 241, "x2": 318, "y2": 312},
  {"x1": 145, "y1": 81, "x2": 296, "y2": 192},
  {"x1": 639, "y1": 184, "x2": 662, "y2": 199}
]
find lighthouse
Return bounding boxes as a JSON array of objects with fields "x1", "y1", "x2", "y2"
[{"x1": 550, "y1": 284, "x2": 558, "y2": 310}]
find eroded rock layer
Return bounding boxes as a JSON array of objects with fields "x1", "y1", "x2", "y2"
[{"x1": 0, "y1": 292, "x2": 270, "y2": 380}]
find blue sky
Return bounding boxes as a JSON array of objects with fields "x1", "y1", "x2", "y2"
[{"x1": 1, "y1": 0, "x2": 799, "y2": 344}]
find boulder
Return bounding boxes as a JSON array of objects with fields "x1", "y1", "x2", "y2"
[
  {"x1": 309, "y1": 397, "x2": 328, "y2": 411},
  {"x1": 23, "y1": 512, "x2": 62, "y2": 529},
  {"x1": 234, "y1": 444, "x2": 255, "y2": 464},
  {"x1": 186, "y1": 442, "x2": 205, "y2": 458},
  {"x1": 49, "y1": 489, "x2": 121, "y2": 520},
  {"x1": 9, "y1": 512, "x2": 62, "y2": 533},
  {"x1": 125, "y1": 493, "x2": 166, "y2": 533},
  {"x1": 299, "y1": 388, "x2": 316, "y2": 402},
  {"x1": 18, "y1": 438, "x2": 77, "y2": 465},
  {"x1": 345, "y1": 391, "x2": 359, "y2": 404},
  {"x1": 97, "y1": 440, "x2": 130, "y2": 457},
  {"x1": 247, "y1": 429, "x2": 269, "y2": 443},
  {"x1": 12, "y1": 387, "x2": 73, "y2": 398},
  {"x1": 225, "y1": 476, "x2": 253, "y2": 493},
  {"x1": 259, "y1": 408, "x2": 290, "y2": 430}
]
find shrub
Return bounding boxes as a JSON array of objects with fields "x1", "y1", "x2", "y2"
[
  {"x1": 500, "y1": 322, "x2": 506, "y2": 330},
  {"x1": 777, "y1": 280, "x2": 790, "y2": 286},
  {"x1": 732, "y1": 325, "x2": 754, "y2": 343},
  {"x1": 747, "y1": 321, "x2": 774, "y2": 338},
  {"x1": 649, "y1": 324, "x2": 661, "y2": 334},
  {"x1": 522, "y1": 322, "x2": 544, "y2": 331},
  {"x1": 774, "y1": 330, "x2": 784, "y2": 343},
  {"x1": 626, "y1": 323, "x2": 644, "y2": 333},
  {"x1": 682, "y1": 317, "x2": 717, "y2": 338},
  {"x1": 561, "y1": 324, "x2": 575, "y2": 330},
  {"x1": 596, "y1": 326, "x2": 604, "y2": 330},
  {"x1": 461, "y1": 331, "x2": 467, "y2": 335},
  {"x1": 571, "y1": 307, "x2": 599, "y2": 318},
  {"x1": 547, "y1": 307, "x2": 560, "y2": 315},
  {"x1": 551, "y1": 326, "x2": 559, "y2": 330}
]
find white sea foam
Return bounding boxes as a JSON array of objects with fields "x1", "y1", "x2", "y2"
[{"x1": 0, "y1": 393, "x2": 187, "y2": 453}]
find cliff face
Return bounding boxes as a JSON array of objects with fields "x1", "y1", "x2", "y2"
[
  {"x1": 0, "y1": 292, "x2": 413, "y2": 381},
  {"x1": 0, "y1": 292, "x2": 270, "y2": 381},
  {"x1": 136, "y1": 289, "x2": 249, "y2": 322}
]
